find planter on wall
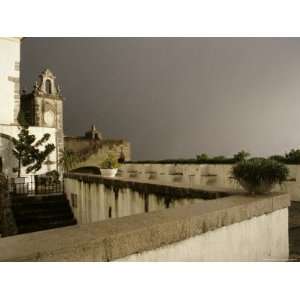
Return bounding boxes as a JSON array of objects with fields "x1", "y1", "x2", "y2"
[{"x1": 100, "y1": 168, "x2": 118, "y2": 178}]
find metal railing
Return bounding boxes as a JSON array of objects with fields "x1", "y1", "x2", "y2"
[{"x1": 9, "y1": 176, "x2": 64, "y2": 195}]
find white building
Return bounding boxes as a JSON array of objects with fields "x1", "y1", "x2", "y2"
[{"x1": 0, "y1": 38, "x2": 64, "y2": 179}]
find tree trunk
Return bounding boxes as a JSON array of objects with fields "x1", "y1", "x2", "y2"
[{"x1": 18, "y1": 155, "x2": 21, "y2": 177}]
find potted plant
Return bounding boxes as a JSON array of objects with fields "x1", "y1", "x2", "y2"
[
  {"x1": 100, "y1": 153, "x2": 120, "y2": 178},
  {"x1": 232, "y1": 158, "x2": 289, "y2": 194}
]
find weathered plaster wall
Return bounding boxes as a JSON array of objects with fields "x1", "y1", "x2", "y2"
[
  {"x1": 118, "y1": 208, "x2": 289, "y2": 261},
  {"x1": 0, "y1": 38, "x2": 21, "y2": 125},
  {"x1": 64, "y1": 137, "x2": 131, "y2": 169},
  {"x1": 120, "y1": 163, "x2": 300, "y2": 201},
  {"x1": 64, "y1": 174, "x2": 228, "y2": 224},
  {"x1": 0, "y1": 193, "x2": 290, "y2": 261},
  {"x1": 0, "y1": 124, "x2": 57, "y2": 178}
]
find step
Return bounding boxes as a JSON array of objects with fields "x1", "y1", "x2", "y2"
[
  {"x1": 17, "y1": 218, "x2": 77, "y2": 234},
  {"x1": 13, "y1": 205, "x2": 72, "y2": 215},
  {"x1": 12, "y1": 196, "x2": 68, "y2": 207},
  {"x1": 14, "y1": 212, "x2": 75, "y2": 224},
  {"x1": 10, "y1": 193, "x2": 77, "y2": 235},
  {"x1": 12, "y1": 201, "x2": 71, "y2": 211}
]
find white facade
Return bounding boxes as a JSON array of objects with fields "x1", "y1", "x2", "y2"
[
  {"x1": 0, "y1": 38, "x2": 21, "y2": 125},
  {"x1": 0, "y1": 38, "x2": 59, "y2": 178}
]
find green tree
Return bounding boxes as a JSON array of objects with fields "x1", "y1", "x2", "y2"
[
  {"x1": 233, "y1": 150, "x2": 250, "y2": 162},
  {"x1": 12, "y1": 125, "x2": 55, "y2": 177},
  {"x1": 285, "y1": 149, "x2": 300, "y2": 163},
  {"x1": 196, "y1": 153, "x2": 209, "y2": 161}
]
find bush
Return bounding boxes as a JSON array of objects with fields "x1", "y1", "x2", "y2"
[
  {"x1": 0, "y1": 173, "x2": 8, "y2": 191},
  {"x1": 233, "y1": 150, "x2": 250, "y2": 162},
  {"x1": 100, "y1": 153, "x2": 120, "y2": 169},
  {"x1": 284, "y1": 149, "x2": 300, "y2": 163},
  {"x1": 232, "y1": 158, "x2": 289, "y2": 194},
  {"x1": 269, "y1": 155, "x2": 286, "y2": 163},
  {"x1": 196, "y1": 153, "x2": 209, "y2": 161}
]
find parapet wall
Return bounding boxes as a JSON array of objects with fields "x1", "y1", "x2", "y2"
[
  {"x1": 119, "y1": 163, "x2": 300, "y2": 201},
  {"x1": 0, "y1": 192, "x2": 290, "y2": 261},
  {"x1": 64, "y1": 173, "x2": 229, "y2": 224}
]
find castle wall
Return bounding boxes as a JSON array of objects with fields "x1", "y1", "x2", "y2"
[
  {"x1": 64, "y1": 137, "x2": 131, "y2": 169},
  {"x1": 0, "y1": 38, "x2": 21, "y2": 125}
]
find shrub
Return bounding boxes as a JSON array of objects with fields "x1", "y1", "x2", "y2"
[
  {"x1": 269, "y1": 155, "x2": 286, "y2": 163},
  {"x1": 212, "y1": 155, "x2": 226, "y2": 160},
  {"x1": 232, "y1": 158, "x2": 289, "y2": 194},
  {"x1": 197, "y1": 154, "x2": 236, "y2": 164},
  {"x1": 100, "y1": 153, "x2": 120, "y2": 169},
  {"x1": 284, "y1": 149, "x2": 300, "y2": 163},
  {"x1": 0, "y1": 173, "x2": 8, "y2": 191},
  {"x1": 233, "y1": 150, "x2": 250, "y2": 162},
  {"x1": 196, "y1": 153, "x2": 209, "y2": 161}
]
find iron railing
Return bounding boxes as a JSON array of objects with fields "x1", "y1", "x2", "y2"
[{"x1": 9, "y1": 176, "x2": 64, "y2": 195}]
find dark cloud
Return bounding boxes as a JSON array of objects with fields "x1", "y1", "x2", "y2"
[{"x1": 21, "y1": 38, "x2": 300, "y2": 160}]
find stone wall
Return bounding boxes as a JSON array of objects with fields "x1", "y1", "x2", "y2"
[
  {"x1": 0, "y1": 192, "x2": 290, "y2": 261},
  {"x1": 118, "y1": 208, "x2": 288, "y2": 261},
  {"x1": 119, "y1": 163, "x2": 300, "y2": 201},
  {"x1": 64, "y1": 173, "x2": 229, "y2": 224},
  {"x1": 64, "y1": 137, "x2": 131, "y2": 169}
]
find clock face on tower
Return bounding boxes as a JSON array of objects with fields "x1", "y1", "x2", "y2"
[{"x1": 44, "y1": 110, "x2": 55, "y2": 127}]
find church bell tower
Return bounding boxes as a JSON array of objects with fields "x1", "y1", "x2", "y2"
[{"x1": 20, "y1": 69, "x2": 64, "y2": 174}]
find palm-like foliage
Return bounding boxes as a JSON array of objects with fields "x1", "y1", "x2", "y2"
[{"x1": 59, "y1": 149, "x2": 81, "y2": 172}]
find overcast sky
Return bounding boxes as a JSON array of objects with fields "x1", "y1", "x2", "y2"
[{"x1": 20, "y1": 38, "x2": 300, "y2": 160}]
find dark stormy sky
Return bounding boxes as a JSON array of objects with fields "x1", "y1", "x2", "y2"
[{"x1": 21, "y1": 38, "x2": 300, "y2": 160}]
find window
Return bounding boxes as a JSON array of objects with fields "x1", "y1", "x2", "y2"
[
  {"x1": 0, "y1": 157, "x2": 2, "y2": 173},
  {"x1": 45, "y1": 79, "x2": 52, "y2": 94}
]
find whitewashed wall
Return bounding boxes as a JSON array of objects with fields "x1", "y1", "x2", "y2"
[
  {"x1": 118, "y1": 208, "x2": 289, "y2": 261},
  {"x1": 119, "y1": 163, "x2": 300, "y2": 201},
  {"x1": 64, "y1": 177, "x2": 202, "y2": 224},
  {"x1": 0, "y1": 38, "x2": 21, "y2": 125}
]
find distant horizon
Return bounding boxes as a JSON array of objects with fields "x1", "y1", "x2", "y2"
[{"x1": 21, "y1": 37, "x2": 300, "y2": 160}]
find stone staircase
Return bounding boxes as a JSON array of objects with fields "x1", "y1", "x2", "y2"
[{"x1": 11, "y1": 194, "x2": 77, "y2": 234}]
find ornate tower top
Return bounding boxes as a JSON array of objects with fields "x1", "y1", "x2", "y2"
[
  {"x1": 85, "y1": 125, "x2": 103, "y2": 140},
  {"x1": 33, "y1": 68, "x2": 62, "y2": 98}
]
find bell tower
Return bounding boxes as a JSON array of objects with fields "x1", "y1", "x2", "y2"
[
  {"x1": 31, "y1": 69, "x2": 63, "y2": 129},
  {"x1": 20, "y1": 69, "x2": 64, "y2": 174}
]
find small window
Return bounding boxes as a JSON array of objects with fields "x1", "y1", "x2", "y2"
[
  {"x1": 45, "y1": 79, "x2": 52, "y2": 94},
  {"x1": 0, "y1": 157, "x2": 3, "y2": 173}
]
